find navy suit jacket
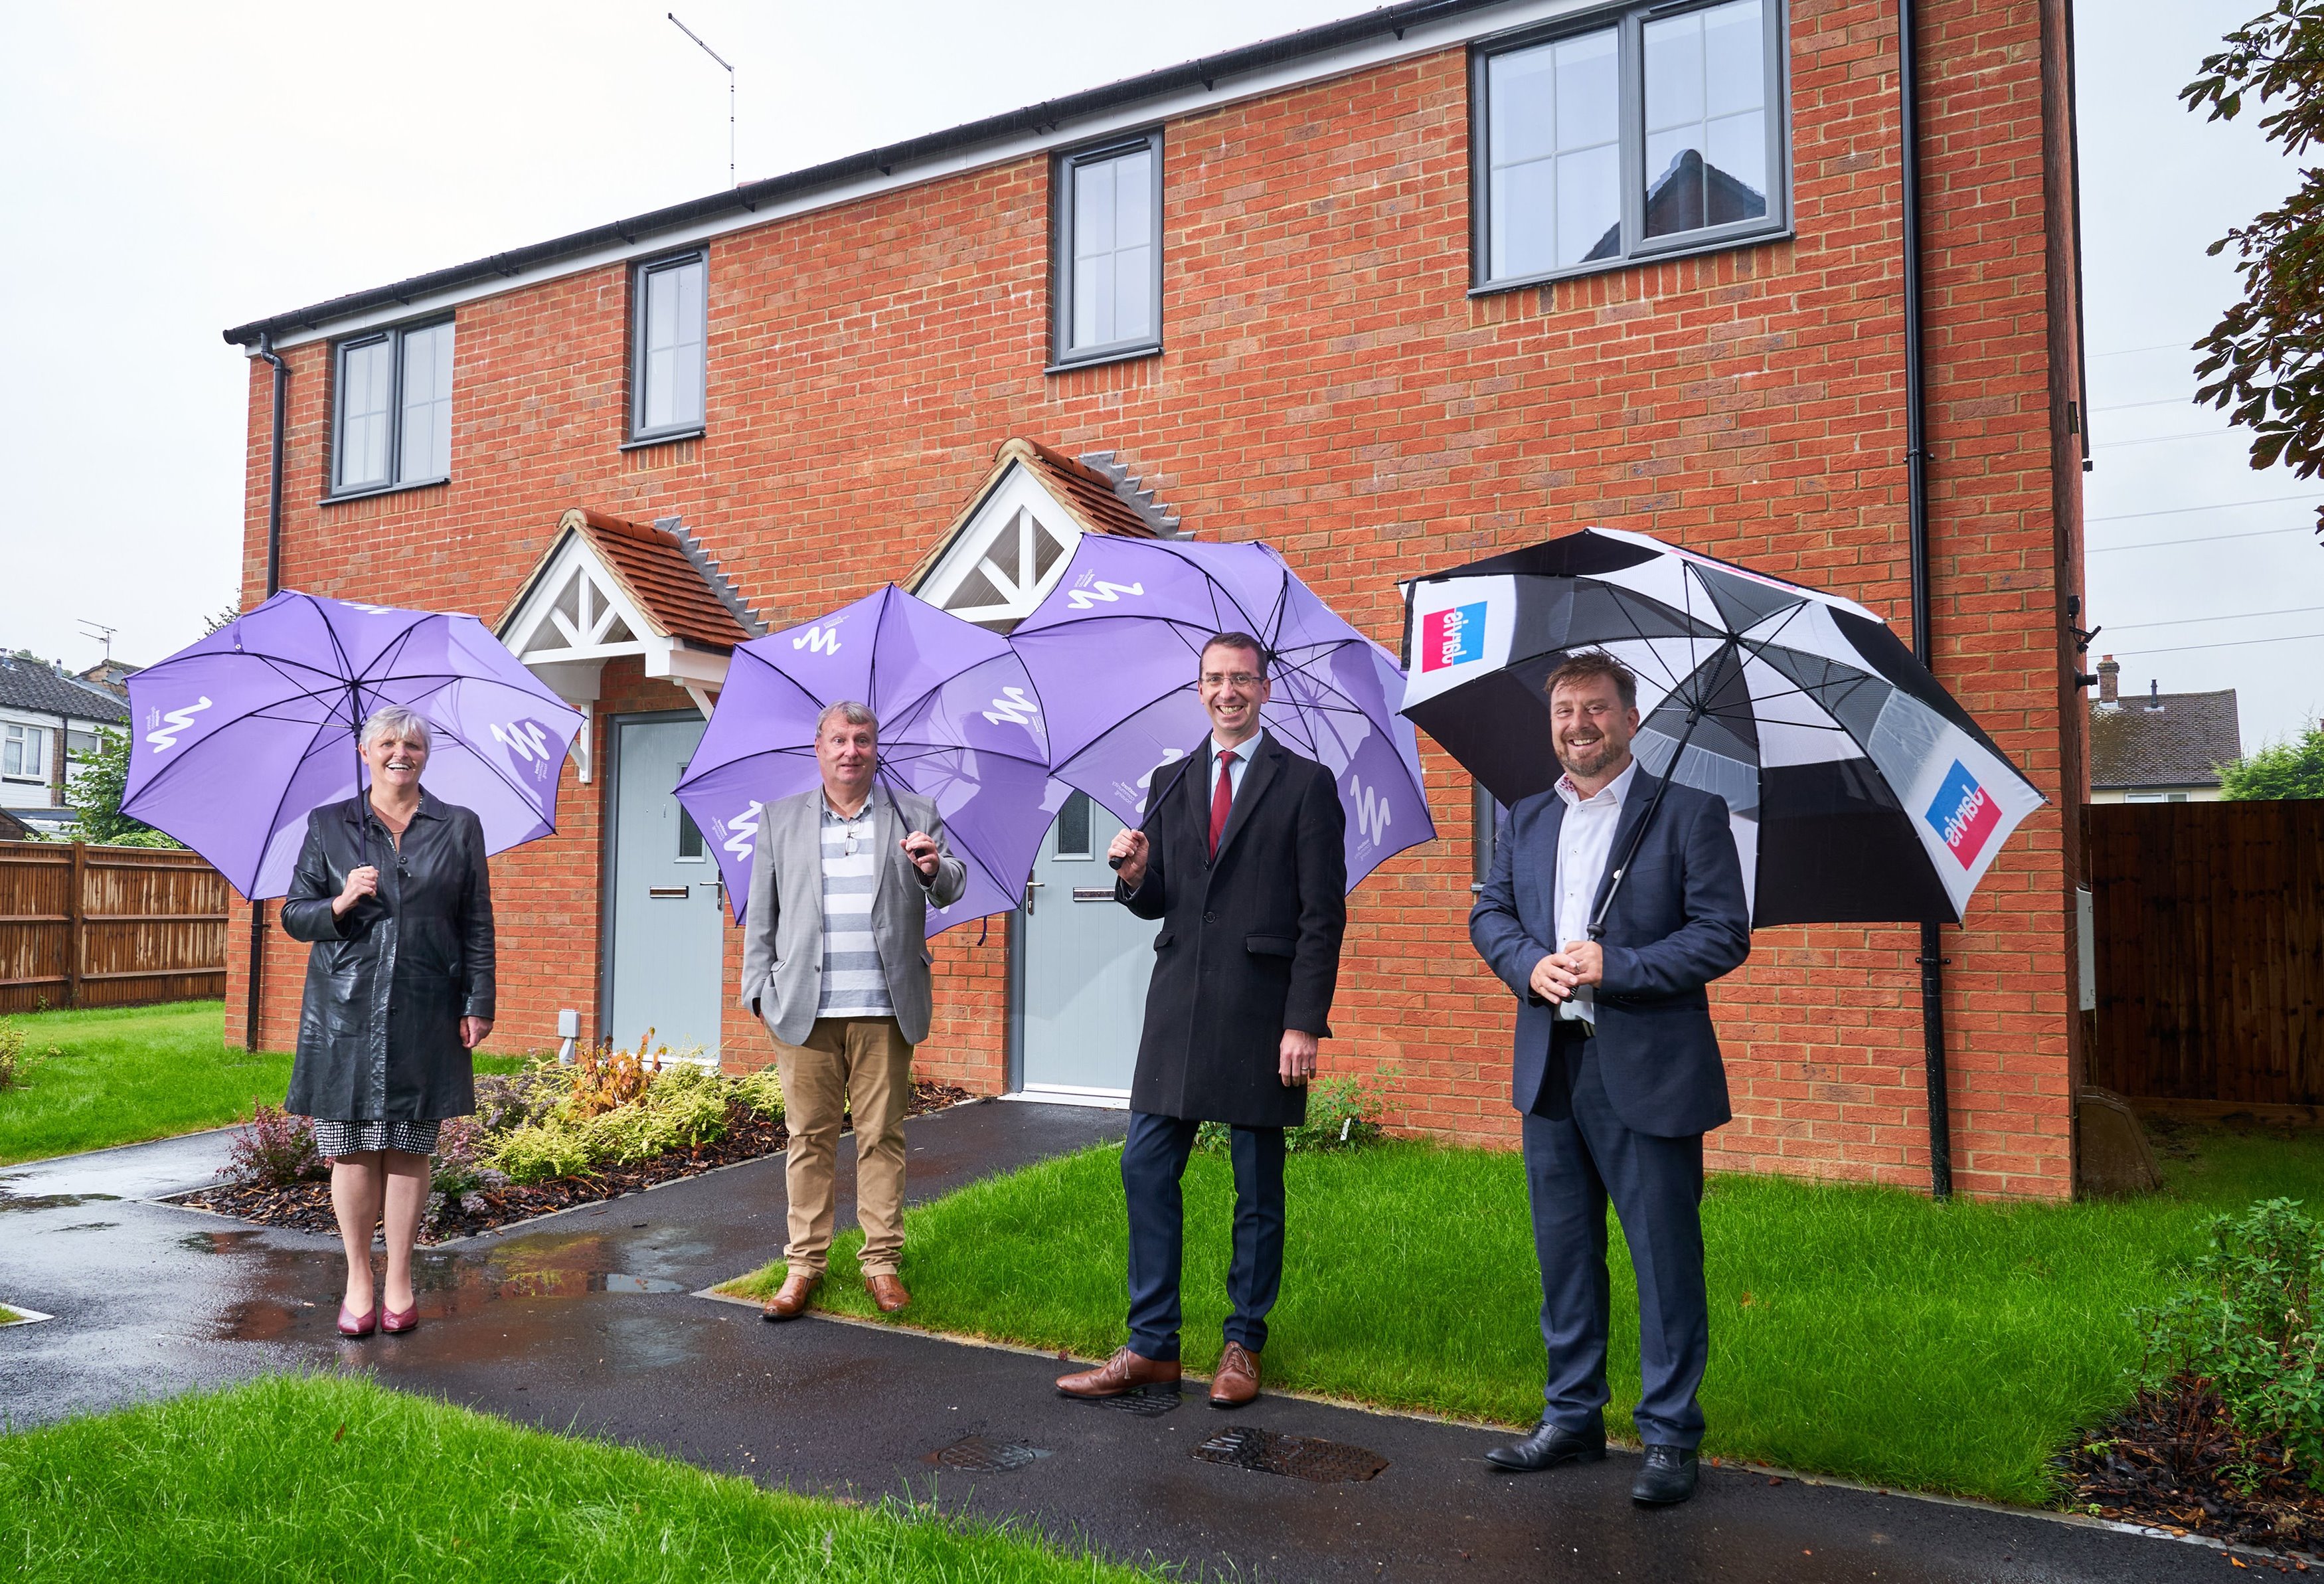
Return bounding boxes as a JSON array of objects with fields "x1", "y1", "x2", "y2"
[{"x1": 1469, "y1": 770, "x2": 1752, "y2": 1138}]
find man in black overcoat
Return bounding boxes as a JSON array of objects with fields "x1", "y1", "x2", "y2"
[{"x1": 1056, "y1": 632, "x2": 1347, "y2": 1409}]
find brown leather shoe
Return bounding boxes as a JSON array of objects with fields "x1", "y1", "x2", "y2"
[
  {"x1": 865, "y1": 1273, "x2": 911, "y2": 1314},
  {"x1": 760, "y1": 1271, "x2": 821, "y2": 1322},
  {"x1": 1209, "y1": 1342, "x2": 1262, "y2": 1407},
  {"x1": 1056, "y1": 1346, "x2": 1183, "y2": 1399}
]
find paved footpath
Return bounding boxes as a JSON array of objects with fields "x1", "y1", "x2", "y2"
[{"x1": 0, "y1": 1102, "x2": 2234, "y2": 1581}]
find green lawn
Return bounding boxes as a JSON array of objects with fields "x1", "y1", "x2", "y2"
[
  {"x1": 0, "y1": 1307, "x2": 21, "y2": 1326},
  {"x1": 0, "y1": 1000, "x2": 527, "y2": 1166},
  {"x1": 0, "y1": 1374, "x2": 1159, "y2": 1583},
  {"x1": 720, "y1": 1122, "x2": 2324, "y2": 1507}
]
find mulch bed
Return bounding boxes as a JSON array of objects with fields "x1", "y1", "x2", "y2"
[
  {"x1": 171, "y1": 1081, "x2": 976, "y2": 1245},
  {"x1": 2058, "y1": 1373, "x2": 2324, "y2": 1559}
]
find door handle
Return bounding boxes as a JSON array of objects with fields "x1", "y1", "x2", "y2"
[
  {"x1": 1024, "y1": 879, "x2": 1044, "y2": 915},
  {"x1": 648, "y1": 886, "x2": 690, "y2": 899}
]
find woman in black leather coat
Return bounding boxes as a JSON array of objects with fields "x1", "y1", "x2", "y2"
[{"x1": 281, "y1": 705, "x2": 495, "y2": 1338}]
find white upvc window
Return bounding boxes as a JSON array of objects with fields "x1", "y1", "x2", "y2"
[{"x1": 3, "y1": 722, "x2": 47, "y2": 781}]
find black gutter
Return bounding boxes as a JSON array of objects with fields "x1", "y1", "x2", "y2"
[
  {"x1": 1898, "y1": 0, "x2": 1951, "y2": 1202},
  {"x1": 246, "y1": 332, "x2": 291, "y2": 1052},
  {"x1": 222, "y1": 0, "x2": 1501, "y2": 348}
]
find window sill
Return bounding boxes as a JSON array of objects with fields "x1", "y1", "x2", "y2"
[
  {"x1": 321, "y1": 476, "x2": 450, "y2": 507},
  {"x1": 1045, "y1": 343, "x2": 1161, "y2": 377},
  {"x1": 1469, "y1": 226, "x2": 1793, "y2": 300},
  {"x1": 621, "y1": 428, "x2": 705, "y2": 452}
]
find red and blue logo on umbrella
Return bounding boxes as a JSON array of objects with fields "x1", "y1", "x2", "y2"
[
  {"x1": 1924, "y1": 760, "x2": 2001, "y2": 869},
  {"x1": 1419, "y1": 602, "x2": 1487, "y2": 672}
]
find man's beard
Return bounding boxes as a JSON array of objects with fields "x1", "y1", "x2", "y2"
[{"x1": 1556, "y1": 734, "x2": 1623, "y2": 780}]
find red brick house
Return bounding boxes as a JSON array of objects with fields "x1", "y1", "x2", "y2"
[{"x1": 220, "y1": 0, "x2": 2092, "y2": 1198}]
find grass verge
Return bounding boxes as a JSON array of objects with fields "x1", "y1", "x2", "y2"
[
  {"x1": 0, "y1": 1000, "x2": 527, "y2": 1166},
  {"x1": 718, "y1": 1122, "x2": 2324, "y2": 1506},
  {"x1": 0, "y1": 1373, "x2": 1160, "y2": 1583},
  {"x1": 0, "y1": 1306, "x2": 20, "y2": 1325}
]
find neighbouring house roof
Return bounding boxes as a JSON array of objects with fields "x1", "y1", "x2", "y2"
[
  {"x1": 500, "y1": 509, "x2": 760, "y2": 653},
  {"x1": 220, "y1": 0, "x2": 1521, "y2": 351},
  {"x1": 76, "y1": 660, "x2": 142, "y2": 699},
  {"x1": 904, "y1": 439, "x2": 1175, "y2": 595},
  {"x1": 0, "y1": 807, "x2": 30, "y2": 840},
  {"x1": 2090, "y1": 689, "x2": 2243, "y2": 790},
  {"x1": 0, "y1": 656, "x2": 129, "y2": 725},
  {"x1": 4, "y1": 806, "x2": 78, "y2": 834}
]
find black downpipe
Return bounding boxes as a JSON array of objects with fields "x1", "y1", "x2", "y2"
[
  {"x1": 1897, "y1": 1, "x2": 1951, "y2": 1201},
  {"x1": 246, "y1": 335, "x2": 290, "y2": 1051}
]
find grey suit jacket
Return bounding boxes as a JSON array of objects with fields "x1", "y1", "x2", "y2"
[{"x1": 738, "y1": 784, "x2": 967, "y2": 1048}]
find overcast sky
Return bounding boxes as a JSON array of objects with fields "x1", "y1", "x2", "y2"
[{"x1": 3, "y1": 1, "x2": 2317, "y2": 750}]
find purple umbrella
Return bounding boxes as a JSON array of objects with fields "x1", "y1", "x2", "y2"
[
  {"x1": 675, "y1": 585, "x2": 1056, "y2": 935},
  {"x1": 122, "y1": 590, "x2": 584, "y2": 898},
  {"x1": 1009, "y1": 537, "x2": 1434, "y2": 889}
]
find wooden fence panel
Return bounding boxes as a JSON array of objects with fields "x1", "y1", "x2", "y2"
[
  {"x1": 2086, "y1": 802, "x2": 2324, "y2": 1105},
  {"x1": 0, "y1": 840, "x2": 228, "y2": 1015}
]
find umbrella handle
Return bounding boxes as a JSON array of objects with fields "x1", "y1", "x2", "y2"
[{"x1": 1108, "y1": 752, "x2": 1200, "y2": 870}]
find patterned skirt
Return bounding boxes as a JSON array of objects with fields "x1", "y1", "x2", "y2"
[{"x1": 311, "y1": 1118, "x2": 442, "y2": 1158}]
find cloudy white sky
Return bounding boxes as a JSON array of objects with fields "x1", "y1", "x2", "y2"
[{"x1": 2, "y1": 1, "x2": 2317, "y2": 749}]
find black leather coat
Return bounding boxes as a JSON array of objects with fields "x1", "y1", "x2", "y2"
[
  {"x1": 280, "y1": 794, "x2": 496, "y2": 1122},
  {"x1": 1118, "y1": 733, "x2": 1348, "y2": 1129}
]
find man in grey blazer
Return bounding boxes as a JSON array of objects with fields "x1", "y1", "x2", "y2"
[{"x1": 741, "y1": 701, "x2": 965, "y2": 1322}]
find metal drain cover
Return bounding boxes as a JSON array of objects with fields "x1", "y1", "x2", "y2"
[
  {"x1": 926, "y1": 1435, "x2": 1052, "y2": 1472},
  {"x1": 1193, "y1": 1425, "x2": 1388, "y2": 1482},
  {"x1": 1066, "y1": 1382, "x2": 1185, "y2": 1417}
]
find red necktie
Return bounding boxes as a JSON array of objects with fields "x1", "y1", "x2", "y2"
[{"x1": 1208, "y1": 750, "x2": 1238, "y2": 857}]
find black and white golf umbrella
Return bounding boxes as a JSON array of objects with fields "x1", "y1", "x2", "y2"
[{"x1": 1398, "y1": 527, "x2": 2044, "y2": 926}]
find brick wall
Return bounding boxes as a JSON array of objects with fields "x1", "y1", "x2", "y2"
[{"x1": 227, "y1": 0, "x2": 2083, "y2": 1197}]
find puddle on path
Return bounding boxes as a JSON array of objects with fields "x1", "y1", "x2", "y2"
[{"x1": 0, "y1": 1193, "x2": 122, "y2": 1213}]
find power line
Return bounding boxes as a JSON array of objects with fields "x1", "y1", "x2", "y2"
[
  {"x1": 2091, "y1": 341, "x2": 2204, "y2": 358},
  {"x1": 2104, "y1": 603, "x2": 2324, "y2": 632},
  {"x1": 2090, "y1": 396, "x2": 2206, "y2": 414},
  {"x1": 2091, "y1": 427, "x2": 2244, "y2": 450},
  {"x1": 2088, "y1": 492, "x2": 2324, "y2": 523},
  {"x1": 2109, "y1": 631, "x2": 2324, "y2": 658},
  {"x1": 2089, "y1": 524, "x2": 2317, "y2": 553}
]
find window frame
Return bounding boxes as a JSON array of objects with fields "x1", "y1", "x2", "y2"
[
  {"x1": 1469, "y1": 0, "x2": 1791, "y2": 296},
  {"x1": 1049, "y1": 128, "x2": 1165, "y2": 372},
  {"x1": 2, "y1": 722, "x2": 47, "y2": 783},
  {"x1": 325, "y1": 316, "x2": 456, "y2": 502},
  {"x1": 629, "y1": 250, "x2": 710, "y2": 445}
]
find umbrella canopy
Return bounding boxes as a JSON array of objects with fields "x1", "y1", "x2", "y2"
[
  {"x1": 1009, "y1": 535, "x2": 1433, "y2": 889},
  {"x1": 122, "y1": 590, "x2": 584, "y2": 899},
  {"x1": 675, "y1": 585, "x2": 1054, "y2": 934},
  {"x1": 1398, "y1": 527, "x2": 2045, "y2": 926}
]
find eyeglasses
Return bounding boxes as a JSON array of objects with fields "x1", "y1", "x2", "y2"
[{"x1": 1201, "y1": 672, "x2": 1265, "y2": 689}]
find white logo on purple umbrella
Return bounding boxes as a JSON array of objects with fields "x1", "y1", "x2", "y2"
[
  {"x1": 792, "y1": 626, "x2": 842, "y2": 655},
  {"x1": 1348, "y1": 773, "x2": 1391, "y2": 847},
  {"x1": 1064, "y1": 580, "x2": 1144, "y2": 612},
  {"x1": 491, "y1": 720, "x2": 553, "y2": 763},
  {"x1": 981, "y1": 687, "x2": 1040, "y2": 727},
  {"x1": 145, "y1": 697, "x2": 212, "y2": 752},
  {"x1": 723, "y1": 801, "x2": 762, "y2": 861}
]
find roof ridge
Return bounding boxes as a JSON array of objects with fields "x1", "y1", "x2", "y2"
[{"x1": 657, "y1": 517, "x2": 766, "y2": 640}]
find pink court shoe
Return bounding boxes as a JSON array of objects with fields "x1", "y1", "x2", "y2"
[
  {"x1": 336, "y1": 1304, "x2": 376, "y2": 1338},
  {"x1": 381, "y1": 1303, "x2": 419, "y2": 1335}
]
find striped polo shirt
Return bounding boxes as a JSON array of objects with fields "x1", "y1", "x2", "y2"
[{"x1": 816, "y1": 794, "x2": 894, "y2": 1019}]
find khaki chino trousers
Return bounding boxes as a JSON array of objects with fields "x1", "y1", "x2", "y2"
[{"x1": 770, "y1": 1015, "x2": 914, "y2": 1278}]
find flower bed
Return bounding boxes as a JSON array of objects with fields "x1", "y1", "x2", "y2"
[{"x1": 175, "y1": 1039, "x2": 971, "y2": 1243}]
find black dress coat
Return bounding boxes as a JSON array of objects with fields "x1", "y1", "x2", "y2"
[
  {"x1": 1118, "y1": 732, "x2": 1348, "y2": 1129},
  {"x1": 280, "y1": 794, "x2": 496, "y2": 1122}
]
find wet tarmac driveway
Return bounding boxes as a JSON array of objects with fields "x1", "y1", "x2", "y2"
[{"x1": 1, "y1": 1102, "x2": 2228, "y2": 1581}]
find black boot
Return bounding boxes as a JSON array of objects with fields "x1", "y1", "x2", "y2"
[
  {"x1": 1484, "y1": 1418, "x2": 1606, "y2": 1472},
  {"x1": 1631, "y1": 1444, "x2": 1699, "y2": 1505}
]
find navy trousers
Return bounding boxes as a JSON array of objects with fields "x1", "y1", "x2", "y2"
[
  {"x1": 1121, "y1": 1110, "x2": 1286, "y2": 1361},
  {"x1": 1523, "y1": 1022, "x2": 1710, "y2": 1449}
]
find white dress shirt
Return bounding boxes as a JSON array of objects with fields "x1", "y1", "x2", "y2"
[
  {"x1": 1550, "y1": 758, "x2": 1638, "y2": 1024},
  {"x1": 1208, "y1": 727, "x2": 1264, "y2": 805}
]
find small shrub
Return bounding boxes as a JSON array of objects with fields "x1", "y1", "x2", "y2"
[
  {"x1": 490, "y1": 1116, "x2": 599, "y2": 1185},
  {"x1": 0, "y1": 1020, "x2": 44, "y2": 1092},
  {"x1": 568, "y1": 1032, "x2": 661, "y2": 1118},
  {"x1": 732, "y1": 1064, "x2": 784, "y2": 1122},
  {"x1": 1195, "y1": 1072, "x2": 1391, "y2": 1156},
  {"x1": 430, "y1": 1115, "x2": 507, "y2": 1207},
  {"x1": 473, "y1": 1063, "x2": 570, "y2": 1136},
  {"x1": 2136, "y1": 1197, "x2": 2324, "y2": 1489},
  {"x1": 222, "y1": 1102, "x2": 323, "y2": 1187}
]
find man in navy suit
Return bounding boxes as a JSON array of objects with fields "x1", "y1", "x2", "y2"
[{"x1": 1469, "y1": 652, "x2": 1750, "y2": 1506}]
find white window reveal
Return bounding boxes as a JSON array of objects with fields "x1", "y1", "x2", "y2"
[
  {"x1": 3, "y1": 723, "x2": 47, "y2": 781},
  {"x1": 331, "y1": 319, "x2": 456, "y2": 497}
]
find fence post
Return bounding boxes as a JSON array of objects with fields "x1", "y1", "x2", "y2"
[{"x1": 65, "y1": 839, "x2": 85, "y2": 1009}]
